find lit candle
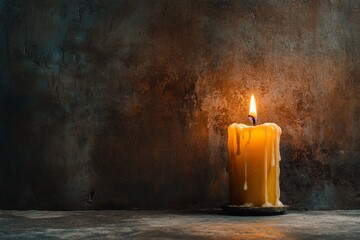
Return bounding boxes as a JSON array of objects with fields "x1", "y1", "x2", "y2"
[{"x1": 227, "y1": 94, "x2": 283, "y2": 207}]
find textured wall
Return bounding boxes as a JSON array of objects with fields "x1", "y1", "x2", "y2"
[{"x1": 0, "y1": 0, "x2": 359, "y2": 210}]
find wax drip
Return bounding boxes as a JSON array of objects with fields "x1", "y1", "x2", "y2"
[
  {"x1": 264, "y1": 127, "x2": 268, "y2": 203},
  {"x1": 262, "y1": 126, "x2": 271, "y2": 207},
  {"x1": 232, "y1": 126, "x2": 239, "y2": 199},
  {"x1": 236, "y1": 127, "x2": 241, "y2": 155},
  {"x1": 278, "y1": 125, "x2": 282, "y2": 162},
  {"x1": 227, "y1": 125, "x2": 235, "y2": 202},
  {"x1": 275, "y1": 125, "x2": 283, "y2": 206},
  {"x1": 244, "y1": 129, "x2": 251, "y2": 191},
  {"x1": 271, "y1": 126, "x2": 275, "y2": 167}
]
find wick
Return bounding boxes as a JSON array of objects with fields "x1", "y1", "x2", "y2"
[{"x1": 248, "y1": 115, "x2": 256, "y2": 126}]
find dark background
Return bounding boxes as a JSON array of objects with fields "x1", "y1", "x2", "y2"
[{"x1": 0, "y1": 0, "x2": 359, "y2": 210}]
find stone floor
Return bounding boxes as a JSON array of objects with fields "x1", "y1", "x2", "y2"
[{"x1": 0, "y1": 210, "x2": 359, "y2": 239}]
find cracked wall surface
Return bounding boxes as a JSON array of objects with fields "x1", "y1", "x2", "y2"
[{"x1": 0, "y1": 0, "x2": 359, "y2": 209}]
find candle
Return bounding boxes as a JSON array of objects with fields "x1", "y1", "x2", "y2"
[{"x1": 227, "y1": 94, "x2": 283, "y2": 207}]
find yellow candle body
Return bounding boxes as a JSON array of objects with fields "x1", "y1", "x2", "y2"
[{"x1": 227, "y1": 123, "x2": 283, "y2": 207}]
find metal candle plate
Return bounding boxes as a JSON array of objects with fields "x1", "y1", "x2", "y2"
[{"x1": 221, "y1": 204, "x2": 288, "y2": 216}]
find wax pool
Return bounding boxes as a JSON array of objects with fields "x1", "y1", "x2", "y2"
[{"x1": 227, "y1": 123, "x2": 283, "y2": 207}]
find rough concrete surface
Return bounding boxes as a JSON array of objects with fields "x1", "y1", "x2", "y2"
[
  {"x1": 0, "y1": 210, "x2": 359, "y2": 239},
  {"x1": 0, "y1": 0, "x2": 360, "y2": 209}
]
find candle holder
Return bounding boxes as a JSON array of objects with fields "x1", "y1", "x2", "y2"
[{"x1": 221, "y1": 204, "x2": 288, "y2": 216}]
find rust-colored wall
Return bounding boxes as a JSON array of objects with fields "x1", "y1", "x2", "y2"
[{"x1": 0, "y1": 0, "x2": 359, "y2": 210}]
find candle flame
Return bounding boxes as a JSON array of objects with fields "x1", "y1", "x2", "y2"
[{"x1": 249, "y1": 94, "x2": 257, "y2": 122}]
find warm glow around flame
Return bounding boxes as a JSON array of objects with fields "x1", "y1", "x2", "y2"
[{"x1": 249, "y1": 94, "x2": 257, "y2": 119}]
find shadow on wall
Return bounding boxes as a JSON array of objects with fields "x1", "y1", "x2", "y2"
[{"x1": 0, "y1": 56, "x2": 69, "y2": 209}]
